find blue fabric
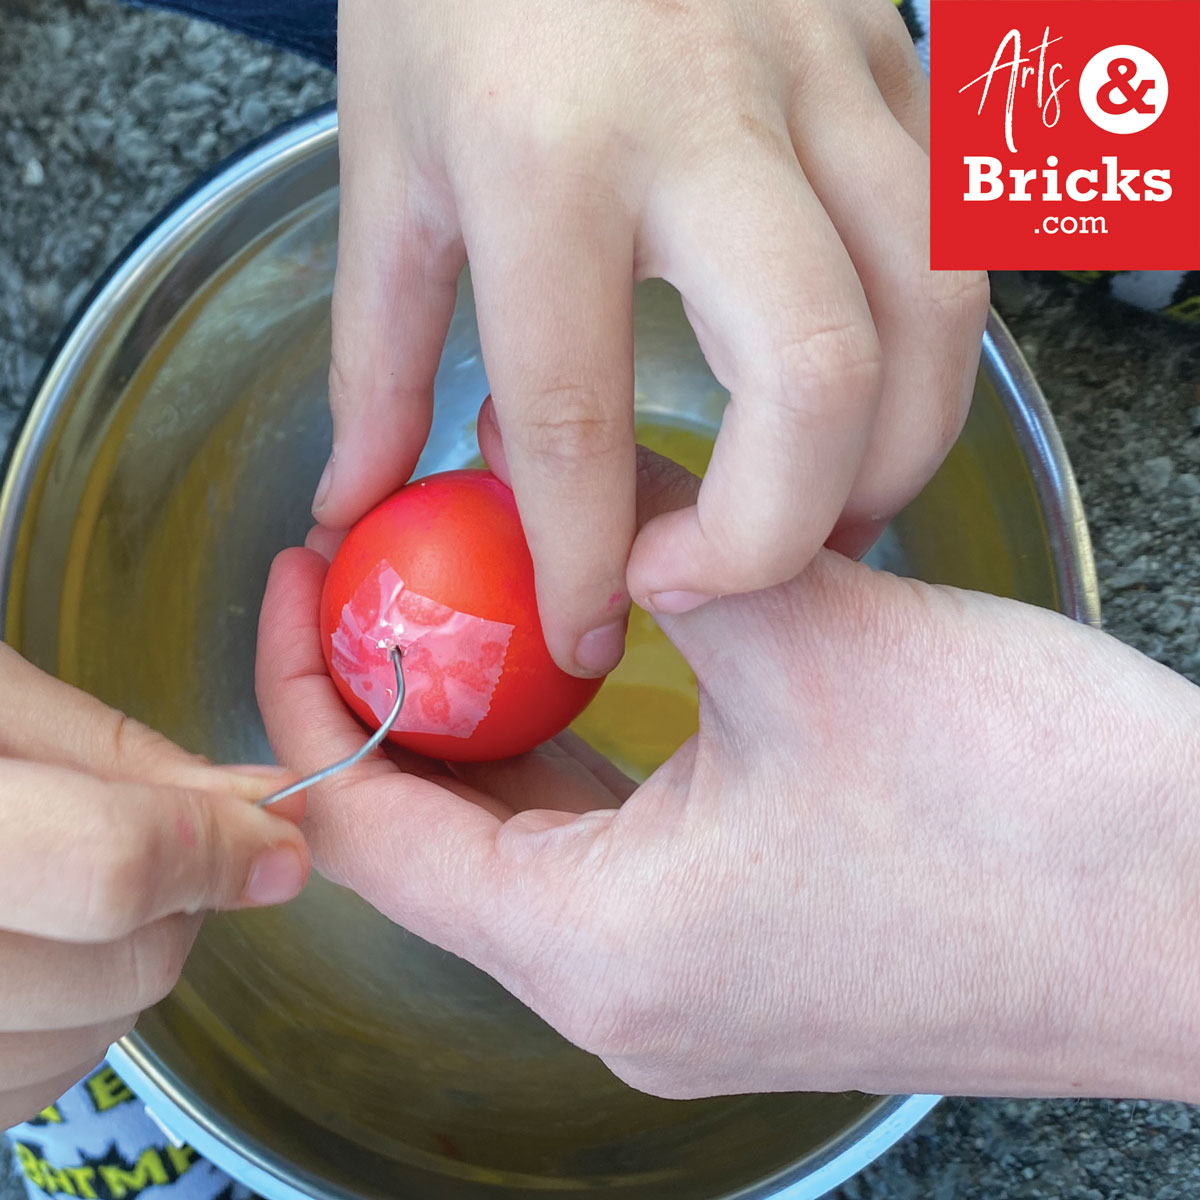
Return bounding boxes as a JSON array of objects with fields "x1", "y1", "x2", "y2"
[
  {"x1": 7, "y1": 1065, "x2": 259, "y2": 1200},
  {"x1": 131, "y1": 1, "x2": 337, "y2": 68}
]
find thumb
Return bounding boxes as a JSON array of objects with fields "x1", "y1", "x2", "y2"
[
  {"x1": 627, "y1": 447, "x2": 800, "y2": 695},
  {"x1": 0, "y1": 760, "x2": 311, "y2": 942},
  {"x1": 481, "y1": 421, "x2": 726, "y2": 681},
  {"x1": 120, "y1": 782, "x2": 312, "y2": 924}
]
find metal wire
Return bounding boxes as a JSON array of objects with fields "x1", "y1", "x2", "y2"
[{"x1": 256, "y1": 645, "x2": 405, "y2": 808}]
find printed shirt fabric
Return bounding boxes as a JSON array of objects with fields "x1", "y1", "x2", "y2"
[{"x1": 7, "y1": 1066, "x2": 255, "y2": 1200}]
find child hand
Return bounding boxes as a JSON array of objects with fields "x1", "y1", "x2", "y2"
[
  {"x1": 261, "y1": 453, "x2": 1200, "y2": 1105},
  {"x1": 316, "y1": 0, "x2": 989, "y2": 677},
  {"x1": 0, "y1": 645, "x2": 309, "y2": 1126}
]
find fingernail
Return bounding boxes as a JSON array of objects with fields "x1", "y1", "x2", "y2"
[
  {"x1": 478, "y1": 394, "x2": 499, "y2": 435},
  {"x1": 304, "y1": 524, "x2": 345, "y2": 563},
  {"x1": 644, "y1": 590, "x2": 711, "y2": 615},
  {"x1": 242, "y1": 845, "x2": 306, "y2": 906},
  {"x1": 312, "y1": 453, "x2": 335, "y2": 515},
  {"x1": 827, "y1": 518, "x2": 888, "y2": 562},
  {"x1": 574, "y1": 620, "x2": 627, "y2": 676}
]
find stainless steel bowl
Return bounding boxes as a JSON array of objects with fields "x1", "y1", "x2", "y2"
[{"x1": 0, "y1": 108, "x2": 1099, "y2": 1200}]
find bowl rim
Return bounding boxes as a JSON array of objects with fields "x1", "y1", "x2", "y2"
[{"x1": 0, "y1": 105, "x2": 1098, "y2": 1200}]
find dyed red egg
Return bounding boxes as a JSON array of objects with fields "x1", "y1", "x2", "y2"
[{"x1": 320, "y1": 469, "x2": 604, "y2": 761}]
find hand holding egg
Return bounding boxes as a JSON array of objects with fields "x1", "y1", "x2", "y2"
[{"x1": 258, "y1": 449, "x2": 1200, "y2": 1105}]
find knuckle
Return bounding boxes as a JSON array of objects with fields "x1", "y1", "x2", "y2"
[
  {"x1": 721, "y1": 533, "x2": 797, "y2": 588},
  {"x1": 691, "y1": 485, "x2": 813, "y2": 592},
  {"x1": 326, "y1": 352, "x2": 354, "y2": 417},
  {"x1": 470, "y1": 86, "x2": 614, "y2": 184},
  {"x1": 516, "y1": 387, "x2": 628, "y2": 467},
  {"x1": 919, "y1": 269, "x2": 991, "y2": 329},
  {"x1": 74, "y1": 804, "x2": 159, "y2": 940},
  {"x1": 171, "y1": 791, "x2": 233, "y2": 910},
  {"x1": 521, "y1": 126, "x2": 606, "y2": 185},
  {"x1": 694, "y1": 494, "x2": 803, "y2": 589},
  {"x1": 776, "y1": 3, "x2": 841, "y2": 73},
  {"x1": 862, "y1": 6, "x2": 923, "y2": 89},
  {"x1": 104, "y1": 710, "x2": 207, "y2": 781},
  {"x1": 690, "y1": 42, "x2": 761, "y2": 113},
  {"x1": 104, "y1": 711, "x2": 139, "y2": 763},
  {"x1": 920, "y1": 271, "x2": 990, "y2": 451},
  {"x1": 326, "y1": 346, "x2": 386, "y2": 424},
  {"x1": 873, "y1": 42, "x2": 926, "y2": 117},
  {"x1": 773, "y1": 319, "x2": 884, "y2": 415}
]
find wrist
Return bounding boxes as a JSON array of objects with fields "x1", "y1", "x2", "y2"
[
  {"x1": 874, "y1": 641, "x2": 1200, "y2": 1103},
  {"x1": 1030, "y1": 657, "x2": 1200, "y2": 1103}
]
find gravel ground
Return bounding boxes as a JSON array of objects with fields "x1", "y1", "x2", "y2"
[{"x1": 2, "y1": 2, "x2": 1199, "y2": 1199}]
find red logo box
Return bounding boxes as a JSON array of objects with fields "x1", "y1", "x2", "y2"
[{"x1": 931, "y1": 0, "x2": 1200, "y2": 269}]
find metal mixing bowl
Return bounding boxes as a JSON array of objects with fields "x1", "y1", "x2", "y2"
[{"x1": 0, "y1": 108, "x2": 1098, "y2": 1200}]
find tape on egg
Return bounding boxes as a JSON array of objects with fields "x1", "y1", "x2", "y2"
[{"x1": 330, "y1": 561, "x2": 513, "y2": 738}]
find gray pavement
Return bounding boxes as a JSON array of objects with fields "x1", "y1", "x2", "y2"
[{"x1": 2, "y1": 1, "x2": 1199, "y2": 1198}]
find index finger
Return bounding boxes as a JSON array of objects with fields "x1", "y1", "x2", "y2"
[
  {"x1": 458, "y1": 166, "x2": 637, "y2": 680},
  {"x1": 0, "y1": 642, "x2": 300, "y2": 805}
]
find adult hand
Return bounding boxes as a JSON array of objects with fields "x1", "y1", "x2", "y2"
[
  {"x1": 0, "y1": 645, "x2": 309, "y2": 1126},
  {"x1": 317, "y1": 0, "x2": 989, "y2": 676},
  {"x1": 261, "y1": 454, "x2": 1200, "y2": 1105}
]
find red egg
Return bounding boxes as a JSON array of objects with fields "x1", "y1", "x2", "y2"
[{"x1": 320, "y1": 469, "x2": 604, "y2": 761}]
